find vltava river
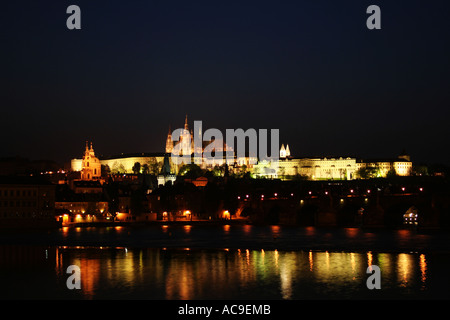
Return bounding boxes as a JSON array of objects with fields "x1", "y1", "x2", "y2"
[{"x1": 0, "y1": 224, "x2": 449, "y2": 299}]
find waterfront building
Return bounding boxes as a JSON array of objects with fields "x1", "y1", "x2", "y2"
[{"x1": 0, "y1": 176, "x2": 57, "y2": 227}]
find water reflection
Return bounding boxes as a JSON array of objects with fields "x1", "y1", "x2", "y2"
[{"x1": 1, "y1": 244, "x2": 445, "y2": 299}]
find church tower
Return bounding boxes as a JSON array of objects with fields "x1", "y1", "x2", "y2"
[
  {"x1": 165, "y1": 125, "x2": 173, "y2": 154},
  {"x1": 165, "y1": 115, "x2": 196, "y2": 157},
  {"x1": 81, "y1": 141, "x2": 101, "y2": 180},
  {"x1": 280, "y1": 144, "x2": 286, "y2": 159},
  {"x1": 184, "y1": 114, "x2": 189, "y2": 131}
]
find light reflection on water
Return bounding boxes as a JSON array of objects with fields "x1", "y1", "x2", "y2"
[
  {"x1": 1, "y1": 225, "x2": 450, "y2": 299},
  {"x1": 1, "y1": 245, "x2": 448, "y2": 299}
]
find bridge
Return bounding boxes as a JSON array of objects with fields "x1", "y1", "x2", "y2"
[{"x1": 236, "y1": 184, "x2": 449, "y2": 229}]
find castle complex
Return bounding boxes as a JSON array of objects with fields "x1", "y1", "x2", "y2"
[{"x1": 71, "y1": 116, "x2": 413, "y2": 182}]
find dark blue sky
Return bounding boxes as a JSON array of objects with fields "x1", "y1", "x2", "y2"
[{"x1": 1, "y1": 0, "x2": 450, "y2": 165}]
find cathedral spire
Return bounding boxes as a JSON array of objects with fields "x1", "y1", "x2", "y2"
[
  {"x1": 184, "y1": 114, "x2": 189, "y2": 131},
  {"x1": 165, "y1": 125, "x2": 173, "y2": 153}
]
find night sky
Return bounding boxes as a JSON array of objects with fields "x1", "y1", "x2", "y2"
[{"x1": 1, "y1": 1, "x2": 450, "y2": 165}]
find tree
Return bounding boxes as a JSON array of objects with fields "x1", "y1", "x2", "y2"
[
  {"x1": 178, "y1": 164, "x2": 203, "y2": 179},
  {"x1": 101, "y1": 164, "x2": 111, "y2": 177},
  {"x1": 132, "y1": 162, "x2": 141, "y2": 174},
  {"x1": 148, "y1": 157, "x2": 161, "y2": 175},
  {"x1": 142, "y1": 163, "x2": 150, "y2": 175},
  {"x1": 386, "y1": 168, "x2": 398, "y2": 178},
  {"x1": 356, "y1": 166, "x2": 379, "y2": 179},
  {"x1": 111, "y1": 162, "x2": 126, "y2": 174},
  {"x1": 212, "y1": 165, "x2": 225, "y2": 177}
]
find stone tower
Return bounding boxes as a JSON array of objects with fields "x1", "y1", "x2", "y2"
[{"x1": 165, "y1": 125, "x2": 173, "y2": 154}]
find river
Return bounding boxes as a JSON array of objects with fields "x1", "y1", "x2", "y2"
[{"x1": 1, "y1": 224, "x2": 449, "y2": 299}]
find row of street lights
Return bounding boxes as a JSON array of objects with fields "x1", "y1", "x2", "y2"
[{"x1": 236, "y1": 186, "x2": 424, "y2": 201}]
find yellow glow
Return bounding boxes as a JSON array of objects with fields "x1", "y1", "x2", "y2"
[
  {"x1": 274, "y1": 249, "x2": 279, "y2": 268},
  {"x1": 183, "y1": 225, "x2": 192, "y2": 234},
  {"x1": 350, "y1": 253, "x2": 356, "y2": 274},
  {"x1": 367, "y1": 251, "x2": 373, "y2": 267},
  {"x1": 398, "y1": 253, "x2": 412, "y2": 287},
  {"x1": 420, "y1": 254, "x2": 427, "y2": 286}
]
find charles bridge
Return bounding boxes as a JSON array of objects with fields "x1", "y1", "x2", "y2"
[{"x1": 236, "y1": 178, "x2": 450, "y2": 229}]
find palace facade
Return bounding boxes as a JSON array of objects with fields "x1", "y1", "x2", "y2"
[{"x1": 70, "y1": 116, "x2": 413, "y2": 181}]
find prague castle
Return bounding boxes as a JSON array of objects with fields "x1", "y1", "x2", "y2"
[{"x1": 71, "y1": 116, "x2": 412, "y2": 181}]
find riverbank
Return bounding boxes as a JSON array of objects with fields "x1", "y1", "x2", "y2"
[
  {"x1": 1, "y1": 223, "x2": 450, "y2": 253},
  {"x1": 64, "y1": 218, "x2": 249, "y2": 228}
]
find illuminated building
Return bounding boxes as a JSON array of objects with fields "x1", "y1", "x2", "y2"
[
  {"x1": 72, "y1": 152, "x2": 166, "y2": 175},
  {"x1": 55, "y1": 182, "x2": 109, "y2": 225},
  {"x1": 164, "y1": 115, "x2": 236, "y2": 170},
  {"x1": 81, "y1": 141, "x2": 101, "y2": 181},
  {"x1": 254, "y1": 153, "x2": 357, "y2": 180},
  {"x1": 70, "y1": 121, "x2": 412, "y2": 181},
  {"x1": 254, "y1": 146, "x2": 412, "y2": 180},
  {"x1": 279, "y1": 144, "x2": 291, "y2": 159},
  {"x1": 157, "y1": 153, "x2": 177, "y2": 186},
  {"x1": 356, "y1": 152, "x2": 413, "y2": 177},
  {"x1": 100, "y1": 153, "x2": 166, "y2": 174}
]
